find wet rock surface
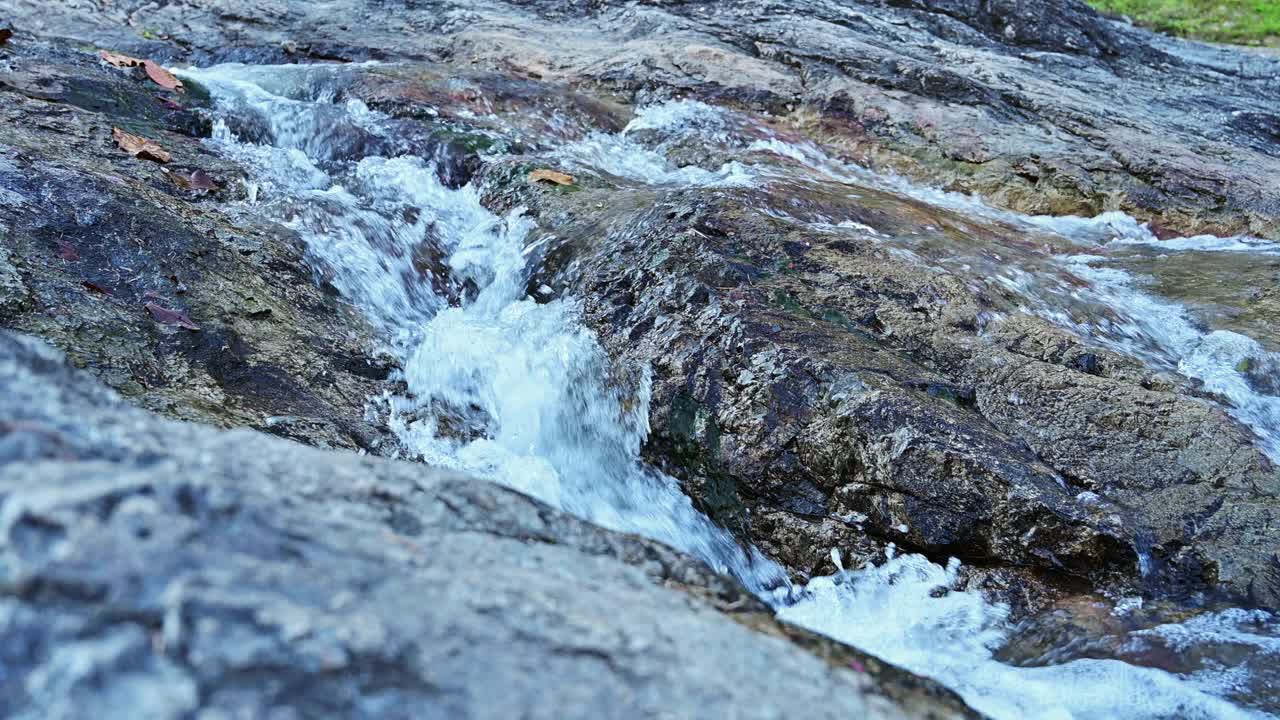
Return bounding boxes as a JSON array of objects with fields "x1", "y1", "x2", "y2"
[
  {"x1": 0, "y1": 331, "x2": 976, "y2": 719},
  {"x1": 0, "y1": 38, "x2": 398, "y2": 451},
  {"x1": 491, "y1": 169, "x2": 1280, "y2": 613},
  {"x1": 7, "y1": 0, "x2": 1280, "y2": 238}
]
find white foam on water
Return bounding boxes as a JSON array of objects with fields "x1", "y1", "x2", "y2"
[
  {"x1": 780, "y1": 551, "x2": 1272, "y2": 720},
  {"x1": 183, "y1": 71, "x2": 1274, "y2": 720},
  {"x1": 188, "y1": 66, "x2": 444, "y2": 346},
  {"x1": 181, "y1": 64, "x2": 789, "y2": 596},
  {"x1": 1129, "y1": 609, "x2": 1280, "y2": 705},
  {"x1": 1141, "y1": 608, "x2": 1280, "y2": 654},
  {"x1": 555, "y1": 101, "x2": 755, "y2": 187},
  {"x1": 1108, "y1": 233, "x2": 1280, "y2": 254}
]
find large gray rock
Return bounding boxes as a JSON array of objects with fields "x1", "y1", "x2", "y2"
[{"x1": 0, "y1": 331, "x2": 976, "y2": 719}]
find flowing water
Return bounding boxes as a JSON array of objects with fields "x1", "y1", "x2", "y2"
[{"x1": 180, "y1": 63, "x2": 1279, "y2": 720}]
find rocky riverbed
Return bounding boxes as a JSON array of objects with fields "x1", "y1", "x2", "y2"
[{"x1": 2, "y1": 1, "x2": 1279, "y2": 718}]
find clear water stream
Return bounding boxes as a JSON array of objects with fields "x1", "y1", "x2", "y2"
[{"x1": 180, "y1": 63, "x2": 1278, "y2": 720}]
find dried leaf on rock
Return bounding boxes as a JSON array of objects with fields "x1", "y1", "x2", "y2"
[
  {"x1": 529, "y1": 168, "x2": 575, "y2": 186},
  {"x1": 143, "y1": 60, "x2": 183, "y2": 91},
  {"x1": 99, "y1": 50, "x2": 144, "y2": 67},
  {"x1": 99, "y1": 51, "x2": 184, "y2": 92},
  {"x1": 113, "y1": 127, "x2": 171, "y2": 163},
  {"x1": 0, "y1": 28, "x2": 13, "y2": 46},
  {"x1": 56, "y1": 239, "x2": 79, "y2": 261},
  {"x1": 144, "y1": 302, "x2": 200, "y2": 330}
]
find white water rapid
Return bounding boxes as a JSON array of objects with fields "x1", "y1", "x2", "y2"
[{"x1": 180, "y1": 63, "x2": 1278, "y2": 720}]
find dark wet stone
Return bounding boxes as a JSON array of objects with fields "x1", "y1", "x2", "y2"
[
  {"x1": 1071, "y1": 353, "x2": 1103, "y2": 376},
  {"x1": 0, "y1": 40, "x2": 406, "y2": 453}
]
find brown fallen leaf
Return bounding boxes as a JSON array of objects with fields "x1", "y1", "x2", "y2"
[
  {"x1": 529, "y1": 168, "x2": 575, "y2": 186},
  {"x1": 56, "y1": 238, "x2": 79, "y2": 261},
  {"x1": 144, "y1": 302, "x2": 200, "y2": 330},
  {"x1": 99, "y1": 50, "x2": 144, "y2": 67},
  {"x1": 188, "y1": 169, "x2": 218, "y2": 190},
  {"x1": 168, "y1": 168, "x2": 219, "y2": 193},
  {"x1": 82, "y1": 280, "x2": 113, "y2": 295},
  {"x1": 0, "y1": 28, "x2": 13, "y2": 47},
  {"x1": 143, "y1": 60, "x2": 184, "y2": 92},
  {"x1": 100, "y1": 52, "x2": 184, "y2": 92},
  {"x1": 113, "y1": 127, "x2": 171, "y2": 163}
]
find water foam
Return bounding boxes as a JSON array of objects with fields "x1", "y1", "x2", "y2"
[
  {"x1": 780, "y1": 551, "x2": 1268, "y2": 720},
  {"x1": 555, "y1": 101, "x2": 755, "y2": 187},
  {"x1": 182, "y1": 65, "x2": 788, "y2": 596}
]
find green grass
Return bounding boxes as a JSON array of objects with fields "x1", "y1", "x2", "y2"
[{"x1": 1087, "y1": 0, "x2": 1280, "y2": 45}]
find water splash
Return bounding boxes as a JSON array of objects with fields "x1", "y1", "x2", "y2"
[
  {"x1": 780, "y1": 551, "x2": 1269, "y2": 720},
  {"x1": 555, "y1": 101, "x2": 755, "y2": 187},
  {"x1": 182, "y1": 64, "x2": 789, "y2": 596}
]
